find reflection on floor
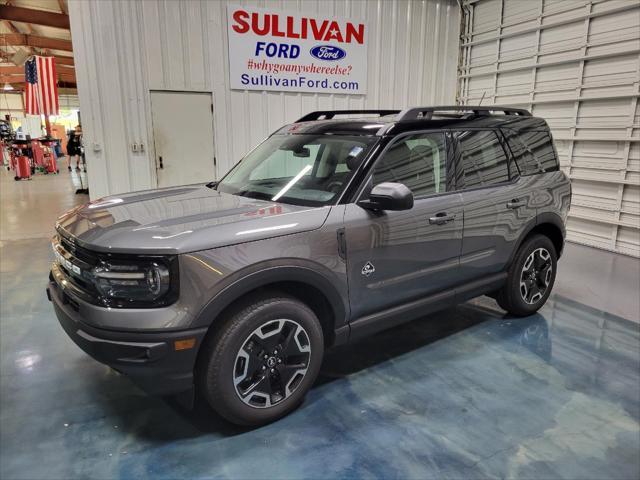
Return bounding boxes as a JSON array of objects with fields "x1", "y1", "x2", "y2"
[
  {"x1": 0, "y1": 167, "x2": 86, "y2": 241},
  {"x1": 1, "y1": 240, "x2": 638, "y2": 479},
  {"x1": 0, "y1": 168, "x2": 639, "y2": 479},
  {"x1": 554, "y1": 242, "x2": 640, "y2": 321}
]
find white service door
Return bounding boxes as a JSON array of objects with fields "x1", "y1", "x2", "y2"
[{"x1": 150, "y1": 91, "x2": 215, "y2": 188}]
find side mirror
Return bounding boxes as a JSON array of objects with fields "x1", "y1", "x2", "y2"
[{"x1": 358, "y1": 182, "x2": 414, "y2": 211}]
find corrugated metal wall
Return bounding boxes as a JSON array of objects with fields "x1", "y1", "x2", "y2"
[
  {"x1": 68, "y1": 0, "x2": 460, "y2": 200},
  {"x1": 458, "y1": 0, "x2": 640, "y2": 257}
]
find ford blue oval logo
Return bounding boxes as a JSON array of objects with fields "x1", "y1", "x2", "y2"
[{"x1": 310, "y1": 45, "x2": 347, "y2": 61}]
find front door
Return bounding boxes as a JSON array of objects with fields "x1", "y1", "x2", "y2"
[
  {"x1": 150, "y1": 91, "x2": 216, "y2": 188},
  {"x1": 344, "y1": 132, "x2": 463, "y2": 319}
]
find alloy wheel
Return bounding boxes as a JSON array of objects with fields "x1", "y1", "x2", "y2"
[
  {"x1": 233, "y1": 319, "x2": 311, "y2": 408},
  {"x1": 519, "y1": 247, "x2": 553, "y2": 305}
]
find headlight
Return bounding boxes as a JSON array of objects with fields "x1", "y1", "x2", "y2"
[{"x1": 89, "y1": 257, "x2": 177, "y2": 307}]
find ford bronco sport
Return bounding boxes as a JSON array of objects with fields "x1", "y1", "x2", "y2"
[{"x1": 48, "y1": 106, "x2": 571, "y2": 425}]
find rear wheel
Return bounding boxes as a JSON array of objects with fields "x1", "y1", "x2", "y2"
[
  {"x1": 198, "y1": 293, "x2": 324, "y2": 426},
  {"x1": 497, "y1": 234, "x2": 557, "y2": 316}
]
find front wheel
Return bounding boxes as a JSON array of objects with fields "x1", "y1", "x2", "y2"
[
  {"x1": 497, "y1": 234, "x2": 557, "y2": 316},
  {"x1": 198, "y1": 293, "x2": 324, "y2": 426}
]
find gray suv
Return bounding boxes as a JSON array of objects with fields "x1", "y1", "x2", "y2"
[{"x1": 47, "y1": 106, "x2": 571, "y2": 425}]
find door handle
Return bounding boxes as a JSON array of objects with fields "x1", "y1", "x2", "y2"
[
  {"x1": 506, "y1": 199, "x2": 526, "y2": 209},
  {"x1": 158, "y1": 156, "x2": 164, "y2": 170},
  {"x1": 429, "y1": 212, "x2": 456, "y2": 225}
]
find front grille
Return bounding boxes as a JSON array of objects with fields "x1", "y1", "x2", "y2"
[
  {"x1": 52, "y1": 233, "x2": 100, "y2": 300},
  {"x1": 59, "y1": 234, "x2": 99, "y2": 266}
]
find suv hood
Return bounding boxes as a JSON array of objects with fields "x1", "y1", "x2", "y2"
[{"x1": 56, "y1": 185, "x2": 331, "y2": 254}]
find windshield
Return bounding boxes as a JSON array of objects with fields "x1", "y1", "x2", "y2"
[{"x1": 216, "y1": 134, "x2": 377, "y2": 206}]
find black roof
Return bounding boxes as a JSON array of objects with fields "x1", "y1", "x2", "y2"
[{"x1": 275, "y1": 106, "x2": 548, "y2": 136}]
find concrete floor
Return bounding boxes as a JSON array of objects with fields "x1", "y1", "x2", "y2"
[{"x1": 1, "y1": 170, "x2": 639, "y2": 479}]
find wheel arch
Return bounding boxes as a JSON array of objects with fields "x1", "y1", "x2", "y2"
[
  {"x1": 509, "y1": 212, "x2": 566, "y2": 267},
  {"x1": 192, "y1": 262, "x2": 349, "y2": 350}
]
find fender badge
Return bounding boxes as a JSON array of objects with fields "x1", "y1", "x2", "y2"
[{"x1": 361, "y1": 261, "x2": 375, "y2": 277}]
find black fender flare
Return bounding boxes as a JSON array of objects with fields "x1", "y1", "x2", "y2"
[
  {"x1": 190, "y1": 258, "x2": 349, "y2": 334},
  {"x1": 536, "y1": 211, "x2": 566, "y2": 236},
  {"x1": 507, "y1": 212, "x2": 566, "y2": 267}
]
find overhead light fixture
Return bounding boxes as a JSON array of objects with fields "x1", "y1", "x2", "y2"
[{"x1": 3, "y1": 83, "x2": 14, "y2": 91}]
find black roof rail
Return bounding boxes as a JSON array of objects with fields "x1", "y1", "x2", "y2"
[
  {"x1": 296, "y1": 110, "x2": 401, "y2": 122},
  {"x1": 397, "y1": 105, "x2": 532, "y2": 122}
]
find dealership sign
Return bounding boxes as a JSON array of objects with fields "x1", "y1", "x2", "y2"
[{"x1": 227, "y1": 5, "x2": 367, "y2": 94}]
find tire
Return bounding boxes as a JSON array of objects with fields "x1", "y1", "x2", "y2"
[
  {"x1": 496, "y1": 234, "x2": 557, "y2": 316},
  {"x1": 197, "y1": 293, "x2": 324, "y2": 426}
]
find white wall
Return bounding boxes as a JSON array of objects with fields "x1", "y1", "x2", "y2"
[
  {"x1": 68, "y1": 0, "x2": 461, "y2": 200},
  {"x1": 458, "y1": 0, "x2": 640, "y2": 257}
]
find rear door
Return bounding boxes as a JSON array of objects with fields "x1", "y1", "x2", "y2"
[
  {"x1": 453, "y1": 129, "x2": 537, "y2": 282},
  {"x1": 344, "y1": 131, "x2": 463, "y2": 319}
]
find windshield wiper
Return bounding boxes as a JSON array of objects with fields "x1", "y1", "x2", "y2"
[
  {"x1": 206, "y1": 181, "x2": 218, "y2": 189},
  {"x1": 236, "y1": 190, "x2": 273, "y2": 202}
]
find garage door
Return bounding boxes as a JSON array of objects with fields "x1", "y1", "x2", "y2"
[{"x1": 458, "y1": 0, "x2": 640, "y2": 257}]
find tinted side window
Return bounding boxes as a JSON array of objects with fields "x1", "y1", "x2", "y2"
[
  {"x1": 504, "y1": 129, "x2": 559, "y2": 175},
  {"x1": 372, "y1": 133, "x2": 448, "y2": 197},
  {"x1": 457, "y1": 130, "x2": 511, "y2": 188}
]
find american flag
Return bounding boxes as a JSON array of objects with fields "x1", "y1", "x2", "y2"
[{"x1": 24, "y1": 56, "x2": 59, "y2": 116}]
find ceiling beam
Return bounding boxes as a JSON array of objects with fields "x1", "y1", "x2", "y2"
[
  {"x1": 2, "y1": 0, "x2": 23, "y2": 37},
  {"x1": 1, "y1": 33, "x2": 72, "y2": 51},
  {"x1": 2, "y1": 19, "x2": 20, "y2": 33},
  {"x1": 0, "y1": 87, "x2": 24, "y2": 93},
  {"x1": 1, "y1": 71, "x2": 76, "y2": 83},
  {"x1": 0, "y1": 66, "x2": 24, "y2": 74},
  {"x1": 1, "y1": 59, "x2": 74, "y2": 72},
  {"x1": 54, "y1": 56, "x2": 74, "y2": 66},
  {"x1": 1, "y1": 81, "x2": 77, "y2": 91},
  {"x1": 0, "y1": 48, "x2": 74, "y2": 67},
  {"x1": 0, "y1": 5, "x2": 70, "y2": 30}
]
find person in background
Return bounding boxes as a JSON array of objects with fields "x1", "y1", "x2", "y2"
[{"x1": 66, "y1": 125, "x2": 82, "y2": 171}]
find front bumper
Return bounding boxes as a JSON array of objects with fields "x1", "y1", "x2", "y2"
[{"x1": 47, "y1": 276, "x2": 207, "y2": 396}]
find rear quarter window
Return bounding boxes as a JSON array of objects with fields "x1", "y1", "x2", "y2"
[
  {"x1": 457, "y1": 130, "x2": 513, "y2": 188},
  {"x1": 503, "y1": 129, "x2": 559, "y2": 175}
]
